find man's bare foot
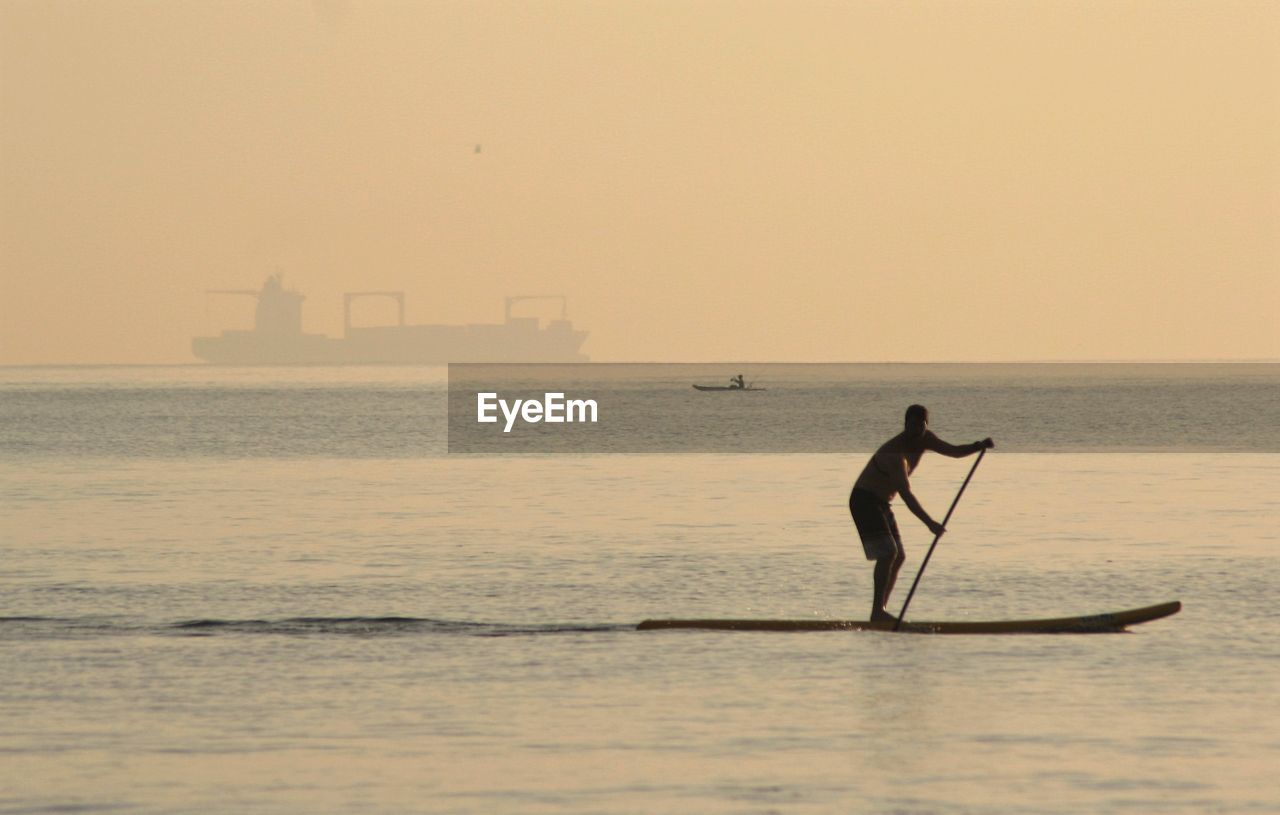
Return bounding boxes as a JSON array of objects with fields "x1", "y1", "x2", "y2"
[{"x1": 870, "y1": 609, "x2": 898, "y2": 624}]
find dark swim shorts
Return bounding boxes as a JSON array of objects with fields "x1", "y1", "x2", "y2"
[{"x1": 849, "y1": 488, "x2": 904, "y2": 561}]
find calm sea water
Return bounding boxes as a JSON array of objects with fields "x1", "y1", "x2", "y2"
[{"x1": 3, "y1": 365, "x2": 1278, "y2": 814}]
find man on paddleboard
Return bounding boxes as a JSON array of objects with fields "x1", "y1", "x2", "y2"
[{"x1": 850, "y1": 405, "x2": 994, "y2": 622}]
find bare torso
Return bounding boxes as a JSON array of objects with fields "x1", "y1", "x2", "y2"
[
  {"x1": 855, "y1": 427, "x2": 985, "y2": 509},
  {"x1": 853, "y1": 432, "x2": 928, "y2": 502}
]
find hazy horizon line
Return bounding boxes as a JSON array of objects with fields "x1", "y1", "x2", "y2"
[{"x1": 3, "y1": 358, "x2": 1279, "y2": 370}]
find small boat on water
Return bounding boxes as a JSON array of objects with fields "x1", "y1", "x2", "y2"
[{"x1": 694, "y1": 374, "x2": 763, "y2": 392}]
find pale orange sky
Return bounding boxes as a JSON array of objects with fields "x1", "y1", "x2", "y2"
[{"x1": 2, "y1": 0, "x2": 1277, "y2": 364}]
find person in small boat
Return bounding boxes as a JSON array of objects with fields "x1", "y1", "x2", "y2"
[
  {"x1": 849, "y1": 405, "x2": 994, "y2": 622},
  {"x1": 729, "y1": 374, "x2": 745, "y2": 389}
]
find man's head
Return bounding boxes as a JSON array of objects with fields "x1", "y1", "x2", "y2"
[{"x1": 904, "y1": 404, "x2": 929, "y2": 438}]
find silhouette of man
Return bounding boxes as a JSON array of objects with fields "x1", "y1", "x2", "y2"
[{"x1": 849, "y1": 405, "x2": 994, "y2": 622}]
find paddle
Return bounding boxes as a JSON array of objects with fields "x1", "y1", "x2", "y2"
[{"x1": 893, "y1": 447, "x2": 987, "y2": 631}]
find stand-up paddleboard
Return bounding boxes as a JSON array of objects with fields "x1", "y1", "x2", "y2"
[{"x1": 637, "y1": 601, "x2": 1180, "y2": 634}]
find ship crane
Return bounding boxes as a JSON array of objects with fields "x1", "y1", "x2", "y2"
[
  {"x1": 343, "y1": 291, "x2": 405, "y2": 337},
  {"x1": 204, "y1": 273, "x2": 288, "y2": 301},
  {"x1": 505, "y1": 295, "x2": 568, "y2": 323}
]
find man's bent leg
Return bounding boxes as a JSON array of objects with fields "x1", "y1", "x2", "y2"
[
  {"x1": 884, "y1": 552, "x2": 906, "y2": 612},
  {"x1": 871, "y1": 556, "x2": 897, "y2": 622}
]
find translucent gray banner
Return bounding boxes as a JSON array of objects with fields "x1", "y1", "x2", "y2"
[{"x1": 446, "y1": 363, "x2": 1280, "y2": 454}]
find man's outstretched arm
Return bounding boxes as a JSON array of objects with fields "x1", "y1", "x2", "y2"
[{"x1": 924, "y1": 433, "x2": 995, "y2": 458}]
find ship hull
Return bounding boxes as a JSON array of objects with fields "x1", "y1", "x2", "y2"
[{"x1": 191, "y1": 328, "x2": 589, "y2": 365}]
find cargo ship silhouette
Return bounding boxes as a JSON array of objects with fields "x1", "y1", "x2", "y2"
[{"x1": 192, "y1": 275, "x2": 589, "y2": 364}]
